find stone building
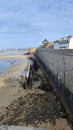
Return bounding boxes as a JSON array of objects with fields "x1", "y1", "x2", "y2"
[{"x1": 41, "y1": 39, "x2": 54, "y2": 49}]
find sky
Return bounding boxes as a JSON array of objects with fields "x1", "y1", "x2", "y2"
[{"x1": 0, "y1": 0, "x2": 73, "y2": 49}]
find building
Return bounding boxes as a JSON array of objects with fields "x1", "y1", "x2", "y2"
[
  {"x1": 54, "y1": 35, "x2": 73, "y2": 49},
  {"x1": 41, "y1": 39, "x2": 54, "y2": 49}
]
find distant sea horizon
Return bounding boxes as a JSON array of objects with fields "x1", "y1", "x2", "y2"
[{"x1": 0, "y1": 49, "x2": 28, "y2": 55}]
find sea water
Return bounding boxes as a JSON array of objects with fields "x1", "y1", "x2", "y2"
[
  {"x1": 0, "y1": 50, "x2": 27, "y2": 55},
  {"x1": 0, "y1": 58, "x2": 20, "y2": 73}
]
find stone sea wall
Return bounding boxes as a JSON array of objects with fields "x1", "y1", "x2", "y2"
[
  {"x1": 36, "y1": 48, "x2": 73, "y2": 120},
  {"x1": 29, "y1": 48, "x2": 36, "y2": 54}
]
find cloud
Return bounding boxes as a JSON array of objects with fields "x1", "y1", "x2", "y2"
[{"x1": 0, "y1": 0, "x2": 73, "y2": 49}]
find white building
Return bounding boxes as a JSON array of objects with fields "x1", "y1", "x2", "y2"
[{"x1": 54, "y1": 36, "x2": 73, "y2": 49}]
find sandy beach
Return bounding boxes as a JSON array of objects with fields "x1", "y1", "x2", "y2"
[{"x1": 0, "y1": 54, "x2": 30, "y2": 113}]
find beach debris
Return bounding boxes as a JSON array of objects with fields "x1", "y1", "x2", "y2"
[{"x1": 0, "y1": 88, "x2": 65, "y2": 126}]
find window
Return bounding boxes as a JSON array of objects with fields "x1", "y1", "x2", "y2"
[
  {"x1": 58, "y1": 40, "x2": 69, "y2": 45},
  {"x1": 59, "y1": 46, "x2": 67, "y2": 48}
]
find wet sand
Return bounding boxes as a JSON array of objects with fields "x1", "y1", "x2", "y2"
[
  {"x1": 0, "y1": 54, "x2": 27, "y2": 59},
  {"x1": 0, "y1": 54, "x2": 30, "y2": 113}
]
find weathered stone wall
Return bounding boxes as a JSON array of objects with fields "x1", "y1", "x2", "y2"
[
  {"x1": 36, "y1": 48, "x2": 73, "y2": 92},
  {"x1": 29, "y1": 48, "x2": 36, "y2": 54},
  {"x1": 36, "y1": 48, "x2": 73, "y2": 119}
]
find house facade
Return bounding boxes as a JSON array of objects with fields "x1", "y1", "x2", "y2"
[{"x1": 54, "y1": 36, "x2": 73, "y2": 49}]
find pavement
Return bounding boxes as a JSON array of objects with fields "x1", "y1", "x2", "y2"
[{"x1": 0, "y1": 126, "x2": 45, "y2": 130}]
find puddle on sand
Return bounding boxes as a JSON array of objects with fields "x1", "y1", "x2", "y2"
[
  {"x1": 0, "y1": 58, "x2": 22, "y2": 73},
  {"x1": 0, "y1": 58, "x2": 31, "y2": 78}
]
